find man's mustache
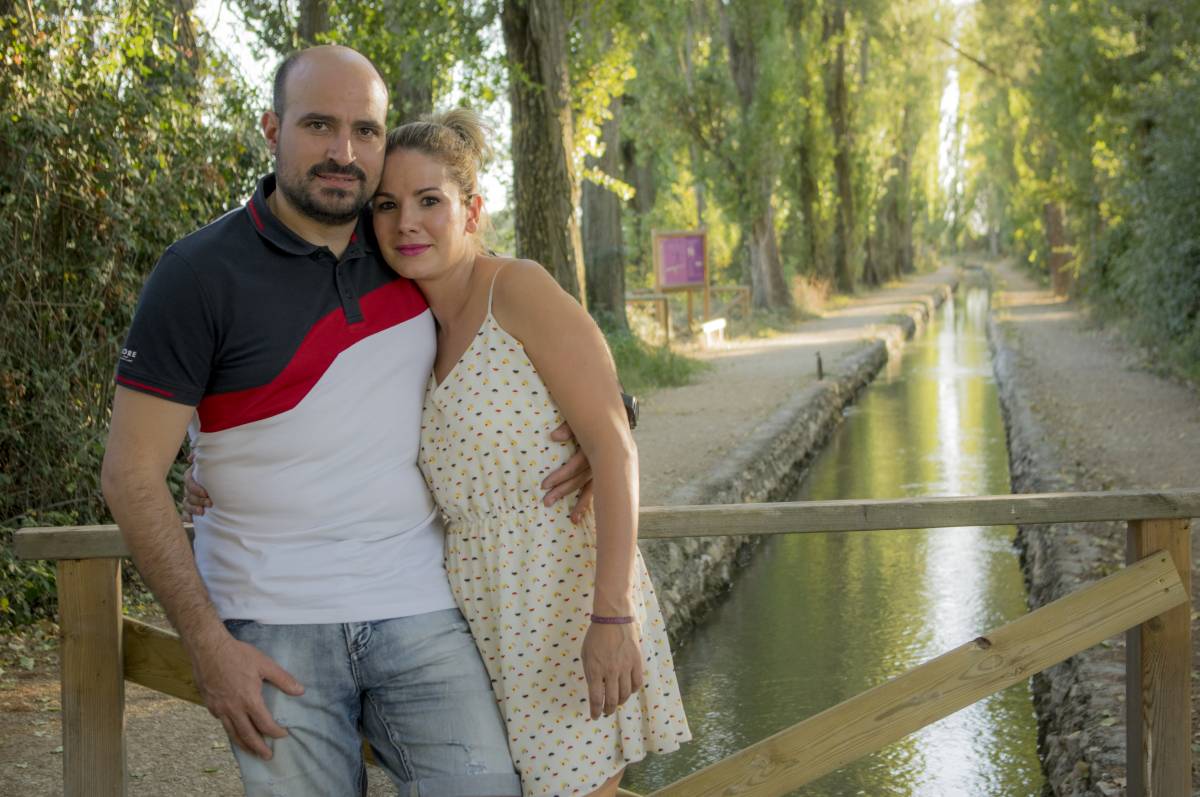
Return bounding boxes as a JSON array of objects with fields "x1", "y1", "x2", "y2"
[{"x1": 308, "y1": 161, "x2": 366, "y2": 182}]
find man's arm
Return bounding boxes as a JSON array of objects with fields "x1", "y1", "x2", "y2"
[{"x1": 101, "y1": 386, "x2": 302, "y2": 759}]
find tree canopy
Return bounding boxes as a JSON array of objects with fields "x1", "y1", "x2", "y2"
[{"x1": 3, "y1": 0, "x2": 1199, "y2": 626}]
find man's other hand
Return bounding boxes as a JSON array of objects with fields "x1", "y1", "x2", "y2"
[
  {"x1": 191, "y1": 631, "x2": 305, "y2": 760},
  {"x1": 542, "y1": 422, "x2": 594, "y2": 524}
]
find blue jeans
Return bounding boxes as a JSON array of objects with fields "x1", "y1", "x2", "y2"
[{"x1": 223, "y1": 608, "x2": 520, "y2": 797}]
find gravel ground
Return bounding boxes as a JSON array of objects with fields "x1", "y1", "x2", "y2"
[
  {"x1": 988, "y1": 257, "x2": 1200, "y2": 795},
  {"x1": 0, "y1": 266, "x2": 960, "y2": 796}
]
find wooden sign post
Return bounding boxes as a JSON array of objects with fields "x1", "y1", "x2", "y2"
[{"x1": 652, "y1": 230, "x2": 708, "y2": 331}]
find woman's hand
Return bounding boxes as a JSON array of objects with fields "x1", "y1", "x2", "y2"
[
  {"x1": 581, "y1": 622, "x2": 644, "y2": 720},
  {"x1": 180, "y1": 453, "x2": 212, "y2": 521}
]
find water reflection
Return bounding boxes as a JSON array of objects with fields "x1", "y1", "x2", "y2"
[{"x1": 625, "y1": 286, "x2": 1044, "y2": 796}]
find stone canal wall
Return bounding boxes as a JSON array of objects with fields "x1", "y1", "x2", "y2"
[
  {"x1": 642, "y1": 278, "x2": 956, "y2": 646},
  {"x1": 988, "y1": 285, "x2": 1128, "y2": 797}
]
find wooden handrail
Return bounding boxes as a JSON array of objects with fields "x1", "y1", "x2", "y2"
[
  {"x1": 15, "y1": 488, "x2": 1200, "y2": 560},
  {"x1": 646, "y1": 551, "x2": 1187, "y2": 797},
  {"x1": 19, "y1": 493, "x2": 1195, "y2": 796}
]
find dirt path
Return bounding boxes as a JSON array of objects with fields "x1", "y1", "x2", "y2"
[
  {"x1": 0, "y1": 267, "x2": 957, "y2": 796},
  {"x1": 989, "y1": 257, "x2": 1200, "y2": 793},
  {"x1": 636, "y1": 267, "x2": 957, "y2": 505}
]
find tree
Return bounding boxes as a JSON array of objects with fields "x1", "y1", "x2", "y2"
[
  {"x1": 0, "y1": 0, "x2": 266, "y2": 625},
  {"x1": 721, "y1": 0, "x2": 791, "y2": 309},
  {"x1": 823, "y1": 0, "x2": 855, "y2": 292},
  {"x1": 501, "y1": 0, "x2": 587, "y2": 301},
  {"x1": 582, "y1": 100, "x2": 628, "y2": 329},
  {"x1": 232, "y1": 0, "x2": 497, "y2": 124}
]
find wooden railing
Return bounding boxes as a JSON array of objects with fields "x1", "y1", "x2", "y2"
[{"x1": 14, "y1": 488, "x2": 1198, "y2": 797}]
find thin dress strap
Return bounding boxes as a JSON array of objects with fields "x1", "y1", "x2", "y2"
[{"x1": 486, "y1": 262, "x2": 511, "y2": 316}]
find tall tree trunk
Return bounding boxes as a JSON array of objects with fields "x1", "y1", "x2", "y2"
[
  {"x1": 501, "y1": 0, "x2": 586, "y2": 303},
  {"x1": 797, "y1": 130, "x2": 821, "y2": 277},
  {"x1": 1043, "y1": 202, "x2": 1074, "y2": 296},
  {"x1": 683, "y1": 5, "x2": 706, "y2": 227},
  {"x1": 297, "y1": 0, "x2": 330, "y2": 45},
  {"x1": 582, "y1": 99, "x2": 628, "y2": 331},
  {"x1": 723, "y1": 3, "x2": 790, "y2": 309},
  {"x1": 824, "y1": 0, "x2": 855, "y2": 293},
  {"x1": 621, "y1": 131, "x2": 656, "y2": 275}
]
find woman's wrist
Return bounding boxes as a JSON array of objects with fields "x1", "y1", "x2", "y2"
[{"x1": 592, "y1": 590, "x2": 635, "y2": 617}]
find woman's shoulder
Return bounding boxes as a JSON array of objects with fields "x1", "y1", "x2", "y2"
[
  {"x1": 485, "y1": 255, "x2": 584, "y2": 343},
  {"x1": 486, "y1": 256, "x2": 567, "y2": 309}
]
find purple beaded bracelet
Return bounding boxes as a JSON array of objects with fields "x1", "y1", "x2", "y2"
[{"x1": 589, "y1": 614, "x2": 635, "y2": 625}]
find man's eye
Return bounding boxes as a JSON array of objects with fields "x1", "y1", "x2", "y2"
[
  {"x1": 308, "y1": 121, "x2": 328, "y2": 131},
  {"x1": 359, "y1": 127, "x2": 379, "y2": 138}
]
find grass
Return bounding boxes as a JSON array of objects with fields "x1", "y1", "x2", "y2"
[{"x1": 606, "y1": 331, "x2": 710, "y2": 394}]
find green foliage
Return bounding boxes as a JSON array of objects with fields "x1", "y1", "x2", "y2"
[
  {"x1": 960, "y1": 0, "x2": 1200, "y2": 377},
  {"x1": 0, "y1": 529, "x2": 55, "y2": 629},
  {"x1": 0, "y1": 0, "x2": 267, "y2": 628},
  {"x1": 231, "y1": 0, "x2": 502, "y2": 124},
  {"x1": 607, "y1": 332, "x2": 708, "y2": 394}
]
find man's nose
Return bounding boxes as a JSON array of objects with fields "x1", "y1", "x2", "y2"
[{"x1": 327, "y1": 129, "x2": 354, "y2": 165}]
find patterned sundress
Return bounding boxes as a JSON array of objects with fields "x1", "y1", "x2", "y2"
[{"x1": 418, "y1": 274, "x2": 691, "y2": 796}]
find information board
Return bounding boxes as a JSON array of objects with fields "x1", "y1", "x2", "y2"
[{"x1": 654, "y1": 231, "x2": 706, "y2": 291}]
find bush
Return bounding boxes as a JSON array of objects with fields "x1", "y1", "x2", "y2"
[
  {"x1": 607, "y1": 332, "x2": 709, "y2": 394},
  {"x1": 0, "y1": 1, "x2": 267, "y2": 629}
]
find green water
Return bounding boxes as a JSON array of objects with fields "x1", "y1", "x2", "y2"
[{"x1": 625, "y1": 286, "x2": 1045, "y2": 796}]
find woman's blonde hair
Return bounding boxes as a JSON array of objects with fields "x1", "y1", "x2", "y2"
[{"x1": 385, "y1": 108, "x2": 493, "y2": 204}]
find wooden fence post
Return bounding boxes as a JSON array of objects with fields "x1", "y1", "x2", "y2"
[
  {"x1": 1126, "y1": 519, "x2": 1192, "y2": 796},
  {"x1": 58, "y1": 558, "x2": 126, "y2": 797}
]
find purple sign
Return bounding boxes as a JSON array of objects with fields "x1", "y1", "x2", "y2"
[{"x1": 657, "y1": 234, "x2": 705, "y2": 289}]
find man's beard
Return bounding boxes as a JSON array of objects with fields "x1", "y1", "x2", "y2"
[{"x1": 277, "y1": 158, "x2": 369, "y2": 225}]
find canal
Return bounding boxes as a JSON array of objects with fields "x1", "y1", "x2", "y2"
[{"x1": 625, "y1": 284, "x2": 1046, "y2": 795}]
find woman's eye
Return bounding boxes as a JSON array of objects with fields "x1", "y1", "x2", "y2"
[
  {"x1": 374, "y1": 200, "x2": 396, "y2": 211},
  {"x1": 421, "y1": 196, "x2": 440, "y2": 207}
]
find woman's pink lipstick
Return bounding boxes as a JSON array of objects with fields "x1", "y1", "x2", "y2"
[{"x1": 396, "y1": 244, "x2": 431, "y2": 256}]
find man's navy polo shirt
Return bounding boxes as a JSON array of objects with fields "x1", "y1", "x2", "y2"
[{"x1": 115, "y1": 174, "x2": 458, "y2": 623}]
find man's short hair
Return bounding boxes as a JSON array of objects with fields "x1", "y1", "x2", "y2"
[{"x1": 272, "y1": 47, "x2": 389, "y2": 118}]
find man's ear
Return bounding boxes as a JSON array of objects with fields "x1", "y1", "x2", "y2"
[{"x1": 261, "y1": 111, "x2": 281, "y2": 156}]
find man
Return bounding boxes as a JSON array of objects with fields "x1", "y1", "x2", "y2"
[{"x1": 102, "y1": 45, "x2": 590, "y2": 796}]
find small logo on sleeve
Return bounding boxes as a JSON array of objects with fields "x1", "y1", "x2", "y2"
[{"x1": 120, "y1": 348, "x2": 138, "y2": 363}]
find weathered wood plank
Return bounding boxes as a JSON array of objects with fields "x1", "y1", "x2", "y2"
[
  {"x1": 1125, "y1": 520, "x2": 1192, "y2": 797},
  {"x1": 639, "y1": 489, "x2": 1200, "y2": 539},
  {"x1": 15, "y1": 523, "x2": 192, "y2": 560},
  {"x1": 124, "y1": 617, "x2": 202, "y2": 705},
  {"x1": 648, "y1": 552, "x2": 1187, "y2": 797},
  {"x1": 58, "y1": 559, "x2": 126, "y2": 797},
  {"x1": 16, "y1": 490, "x2": 1200, "y2": 559}
]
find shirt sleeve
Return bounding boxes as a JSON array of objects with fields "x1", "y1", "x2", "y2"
[{"x1": 114, "y1": 249, "x2": 216, "y2": 406}]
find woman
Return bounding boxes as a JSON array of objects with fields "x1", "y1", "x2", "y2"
[
  {"x1": 377, "y1": 110, "x2": 688, "y2": 797},
  {"x1": 190, "y1": 108, "x2": 689, "y2": 797}
]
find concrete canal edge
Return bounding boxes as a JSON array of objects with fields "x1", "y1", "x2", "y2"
[
  {"x1": 640, "y1": 274, "x2": 958, "y2": 649},
  {"x1": 988, "y1": 284, "x2": 1127, "y2": 797}
]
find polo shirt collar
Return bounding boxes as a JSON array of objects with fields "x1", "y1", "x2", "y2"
[{"x1": 245, "y1": 174, "x2": 375, "y2": 257}]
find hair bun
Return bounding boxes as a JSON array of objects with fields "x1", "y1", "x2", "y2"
[{"x1": 430, "y1": 108, "x2": 493, "y2": 170}]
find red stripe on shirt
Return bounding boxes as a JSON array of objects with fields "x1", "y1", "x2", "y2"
[
  {"x1": 246, "y1": 200, "x2": 265, "y2": 231},
  {"x1": 197, "y1": 278, "x2": 427, "y2": 433},
  {"x1": 116, "y1": 375, "x2": 176, "y2": 398}
]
